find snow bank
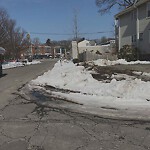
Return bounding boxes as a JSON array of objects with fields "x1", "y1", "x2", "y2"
[
  {"x1": 2, "y1": 60, "x2": 41, "y2": 69},
  {"x1": 93, "y1": 59, "x2": 150, "y2": 66},
  {"x1": 32, "y1": 60, "x2": 150, "y2": 108},
  {"x1": 2, "y1": 62, "x2": 23, "y2": 69}
]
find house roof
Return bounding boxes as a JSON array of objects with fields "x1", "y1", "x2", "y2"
[
  {"x1": 78, "y1": 40, "x2": 90, "y2": 44},
  {"x1": 115, "y1": 0, "x2": 149, "y2": 19}
]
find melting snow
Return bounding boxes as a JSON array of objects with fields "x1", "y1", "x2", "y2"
[
  {"x1": 31, "y1": 59, "x2": 150, "y2": 109},
  {"x1": 2, "y1": 60, "x2": 41, "y2": 69}
]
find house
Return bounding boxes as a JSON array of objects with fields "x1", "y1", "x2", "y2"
[
  {"x1": 72, "y1": 39, "x2": 116, "y2": 61},
  {"x1": 32, "y1": 45, "x2": 52, "y2": 56},
  {"x1": 115, "y1": 0, "x2": 150, "y2": 60},
  {"x1": 77, "y1": 40, "x2": 96, "y2": 47},
  {"x1": 53, "y1": 46, "x2": 67, "y2": 58},
  {"x1": 21, "y1": 44, "x2": 52, "y2": 59}
]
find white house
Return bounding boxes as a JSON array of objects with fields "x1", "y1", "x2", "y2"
[
  {"x1": 115, "y1": 0, "x2": 150, "y2": 60},
  {"x1": 72, "y1": 39, "x2": 116, "y2": 61}
]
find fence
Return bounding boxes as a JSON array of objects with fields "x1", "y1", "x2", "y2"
[{"x1": 79, "y1": 50, "x2": 117, "y2": 62}]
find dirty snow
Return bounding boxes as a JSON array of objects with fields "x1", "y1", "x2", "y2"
[
  {"x1": 92, "y1": 59, "x2": 150, "y2": 66},
  {"x1": 2, "y1": 60, "x2": 41, "y2": 69},
  {"x1": 31, "y1": 59, "x2": 150, "y2": 110}
]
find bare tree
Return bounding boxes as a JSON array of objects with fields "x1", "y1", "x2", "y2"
[
  {"x1": 0, "y1": 8, "x2": 10, "y2": 47},
  {"x1": 100, "y1": 36, "x2": 108, "y2": 44},
  {"x1": 0, "y1": 7, "x2": 29, "y2": 59},
  {"x1": 96, "y1": 0, "x2": 138, "y2": 14},
  {"x1": 12, "y1": 28, "x2": 30, "y2": 59},
  {"x1": 46, "y1": 39, "x2": 51, "y2": 46},
  {"x1": 32, "y1": 37, "x2": 41, "y2": 46},
  {"x1": 7, "y1": 21, "x2": 29, "y2": 59}
]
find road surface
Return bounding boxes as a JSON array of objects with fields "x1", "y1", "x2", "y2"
[
  {"x1": 0, "y1": 59, "x2": 56, "y2": 109},
  {"x1": 0, "y1": 60, "x2": 150, "y2": 150}
]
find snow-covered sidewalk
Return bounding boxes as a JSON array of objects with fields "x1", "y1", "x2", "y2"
[
  {"x1": 30, "y1": 59, "x2": 150, "y2": 120},
  {"x1": 2, "y1": 60, "x2": 41, "y2": 69},
  {"x1": 92, "y1": 59, "x2": 150, "y2": 66}
]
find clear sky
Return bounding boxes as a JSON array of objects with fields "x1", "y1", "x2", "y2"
[{"x1": 0, "y1": 0, "x2": 118, "y2": 43}]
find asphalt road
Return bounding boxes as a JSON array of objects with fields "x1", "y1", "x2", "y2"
[
  {"x1": 0, "y1": 59, "x2": 57, "y2": 109},
  {"x1": 0, "y1": 60, "x2": 150, "y2": 150}
]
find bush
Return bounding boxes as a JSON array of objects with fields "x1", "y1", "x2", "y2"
[
  {"x1": 72, "y1": 58, "x2": 79, "y2": 64},
  {"x1": 118, "y1": 45, "x2": 139, "y2": 62}
]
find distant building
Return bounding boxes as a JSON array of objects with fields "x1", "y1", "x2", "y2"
[
  {"x1": 78, "y1": 40, "x2": 96, "y2": 47},
  {"x1": 72, "y1": 39, "x2": 116, "y2": 61},
  {"x1": 21, "y1": 44, "x2": 52, "y2": 59},
  {"x1": 32, "y1": 45, "x2": 52, "y2": 56},
  {"x1": 115, "y1": 0, "x2": 150, "y2": 60}
]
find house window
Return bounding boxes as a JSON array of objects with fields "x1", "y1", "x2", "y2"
[
  {"x1": 134, "y1": 35, "x2": 137, "y2": 42},
  {"x1": 139, "y1": 33, "x2": 143, "y2": 41},
  {"x1": 132, "y1": 35, "x2": 134, "y2": 43},
  {"x1": 149, "y1": 30, "x2": 150, "y2": 43},
  {"x1": 132, "y1": 35, "x2": 136, "y2": 43},
  {"x1": 147, "y1": 2, "x2": 150, "y2": 17}
]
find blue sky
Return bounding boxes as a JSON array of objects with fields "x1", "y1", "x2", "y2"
[{"x1": 0, "y1": 0, "x2": 118, "y2": 43}]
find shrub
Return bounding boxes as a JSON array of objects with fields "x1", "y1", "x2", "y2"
[
  {"x1": 72, "y1": 58, "x2": 79, "y2": 64},
  {"x1": 118, "y1": 45, "x2": 139, "y2": 62}
]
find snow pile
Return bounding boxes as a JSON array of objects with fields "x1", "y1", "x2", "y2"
[
  {"x1": 33, "y1": 61, "x2": 99, "y2": 92},
  {"x1": 93, "y1": 59, "x2": 150, "y2": 66},
  {"x1": 2, "y1": 62, "x2": 23, "y2": 69},
  {"x1": 2, "y1": 60, "x2": 41, "y2": 69},
  {"x1": 32, "y1": 60, "x2": 150, "y2": 108},
  {"x1": 26, "y1": 60, "x2": 41, "y2": 65}
]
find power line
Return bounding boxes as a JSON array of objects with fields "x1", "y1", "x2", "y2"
[
  {"x1": 29, "y1": 31, "x2": 114, "y2": 36},
  {"x1": 79, "y1": 31, "x2": 114, "y2": 35},
  {"x1": 30, "y1": 32, "x2": 73, "y2": 35}
]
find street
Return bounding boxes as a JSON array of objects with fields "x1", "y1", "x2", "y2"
[
  {"x1": 0, "y1": 59, "x2": 150, "y2": 150},
  {"x1": 0, "y1": 59, "x2": 56, "y2": 109}
]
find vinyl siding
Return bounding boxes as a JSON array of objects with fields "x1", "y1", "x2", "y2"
[
  {"x1": 119, "y1": 11, "x2": 137, "y2": 49},
  {"x1": 118, "y1": 2, "x2": 150, "y2": 55},
  {"x1": 138, "y1": 3, "x2": 150, "y2": 54}
]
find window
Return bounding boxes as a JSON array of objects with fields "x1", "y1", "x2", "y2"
[
  {"x1": 149, "y1": 30, "x2": 150, "y2": 43},
  {"x1": 132, "y1": 35, "x2": 134, "y2": 43},
  {"x1": 134, "y1": 35, "x2": 137, "y2": 42},
  {"x1": 147, "y1": 2, "x2": 150, "y2": 17},
  {"x1": 139, "y1": 33, "x2": 143, "y2": 41},
  {"x1": 132, "y1": 35, "x2": 137, "y2": 43}
]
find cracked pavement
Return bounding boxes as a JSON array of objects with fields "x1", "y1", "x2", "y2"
[
  {"x1": 1, "y1": 94, "x2": 150, "y2": 150},
  {"x1": 0, "y1": 60, "x2": 150, "y2": 150}
]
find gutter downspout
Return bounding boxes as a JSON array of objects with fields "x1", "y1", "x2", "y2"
[
  {"x1": 134, "y1": 0, "x2": 140, "y2": 59},
  {"x1": 118, "y1": 19, "x2": 121, "y2": 51}
]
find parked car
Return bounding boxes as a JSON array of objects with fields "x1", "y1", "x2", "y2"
[
  {"x1": 0, "y1": 54, "x2": 3, "y2": 76},
  {"x1": 0, "y1": 62, "x2": 2, "y2": 76},
  {"x1": 0, "y1": 47, "x2": 6, "y2": 76}
]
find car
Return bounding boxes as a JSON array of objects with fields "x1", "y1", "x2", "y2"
[
  {"x1": 0, "y1": 47, "x2": 5, "y2": 76},
  {"x1": 0, "y1": 62, "x2": 2, "y2": 76}
]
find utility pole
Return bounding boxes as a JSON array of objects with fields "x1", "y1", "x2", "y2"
[{"x1": 73, "y1": 9, "x2": 79, "y2": 59}]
